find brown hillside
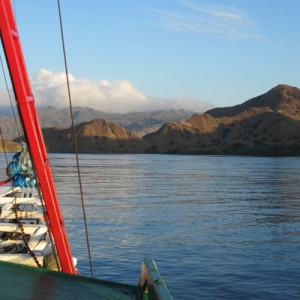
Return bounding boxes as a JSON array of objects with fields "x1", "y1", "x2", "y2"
[
  {"x1": 0, "y1": 140, "x2": 21, "y2": 153},
  {"x1": 144, "y1": 120, "x2": 211, "y2": 154},
  {"x1": 42, "y1": 119, "x2": 149, "y2": 153},
  {"x1": 187, "y1": 107, "x2": 272, "y2": 133},
  {"x1": 206, "y1": 84, "x2": 300, "y2": 119},
  {"x1": 143, "y1": 84, "x2": 300, "y2": 155},
  {"x1": 1, "y1": 108, "x2": 194, "y2": 140},
  {"x1": 6, "y1": 84, "x2": 300, "y2": 155}
]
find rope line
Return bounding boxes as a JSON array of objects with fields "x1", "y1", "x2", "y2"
[
  {"x1": 57, "y1": 0, "x2": 94, "y2": 278},
  {"x1": 0, "y1": 54, "x2": 23, "y2": 139},
  {"x1": 12, "y1": 201, "x2": 42, "y2": 268},
  {"x1": 1, "y1": 2, "x2": 61, "y2": 271}
]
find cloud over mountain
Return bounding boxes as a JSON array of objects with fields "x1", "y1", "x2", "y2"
[{"x1": 25, "y1": 69, "x2": 211, "y2": 113}]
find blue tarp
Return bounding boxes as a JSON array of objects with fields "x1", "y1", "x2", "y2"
[{"x1": 7, "y1": 143, "x2": 36, "y2": 188}]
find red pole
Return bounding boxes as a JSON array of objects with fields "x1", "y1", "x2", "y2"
[
  {"x1": 0, "y1": 0, "x2": 76, "y2": 274},
  {"x1": 0, "y1": 179, "x2": 9, "y2": 186}
]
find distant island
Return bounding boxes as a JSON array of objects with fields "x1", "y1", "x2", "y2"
[{"x1": 2, "y1": 84, "x2": 300, "y2": 156}]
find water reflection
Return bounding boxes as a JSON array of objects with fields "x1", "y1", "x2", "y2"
[
  {"x1": 1, "y1": 154, "x2": 300, "y2": 299},
  {"x1": 43, "y1": 155, "x2": 300, "y2": 298}
]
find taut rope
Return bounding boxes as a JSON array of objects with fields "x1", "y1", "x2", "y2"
[{"x1": 57, "y1": 0, "x2": 94, "y2": 278}]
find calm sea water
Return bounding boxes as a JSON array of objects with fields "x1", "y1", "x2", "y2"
[
  {"x1": 1, "y1": 154, "x2": 300, "y2": 299},
  {"x1": 48, "y1": 154, "x2": 300, "y2": 300}
]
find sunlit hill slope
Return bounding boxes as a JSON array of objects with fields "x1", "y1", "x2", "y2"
[
  {"x1": 3, "y1": 84, "x2": 300, "y2": 155},
  {"x1": 143, "y1": 84, "x2": 300, "y2": 155}
]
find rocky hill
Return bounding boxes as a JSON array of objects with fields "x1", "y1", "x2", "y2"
[
  {"x1": 3, "y1": 84, "x2": 300, "y2": 155},
  {"x1": 42, "y1": 119, "x2": 149, "y2": 153},
  {"x1": 0, "y1": 107, "x2": 194, "y2": 139},
  {"x1": 206, "y1": 84, "x2": 300, "y2": 119},
  {"x1": 0, "y1": 140, "x2": 21, "y2": 153},
  {"x1": 143, "y1": 84, "x2": 300, "y2": 155}
]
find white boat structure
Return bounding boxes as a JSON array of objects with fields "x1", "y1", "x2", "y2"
[
  {"x1": 0, "y1": 223, "x2": 52, "y2": 266},
  {"x1": 0, "y1": 184, "x2": 61, "y2": 269},
  {"x1": 0, "y1": 194, "x2": 43, "y2": 224},
  {"x1": 0, "y1": 186, "x2": 22, "y2": 206},
  {"x1": 0, "y1": 199, "x2": 42, "y2": 224}
]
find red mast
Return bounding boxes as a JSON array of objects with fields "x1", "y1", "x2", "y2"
[{"x1": 0, "y1": 0, "x2": 76, "y2": 274}]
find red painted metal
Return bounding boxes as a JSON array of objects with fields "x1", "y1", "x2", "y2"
[
  {"x1": 0, "y1": 179, "x2": 9, "y2": 186},
  {"x1": 0, "y1": 0, "x2": 76, "y2": 274}
]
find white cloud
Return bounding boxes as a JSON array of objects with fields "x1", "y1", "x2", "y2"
[
  {"x1": 24, "y1": 69, "x2": 210, "y2": 113},
  {"x1": 145, "y1": 0, "x2": 261, "y2": 40}
]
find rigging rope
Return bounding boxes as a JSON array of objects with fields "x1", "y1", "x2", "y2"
[
  {"x1": 0, "y1": 52, "x2": 57, "y2": 269},
  {"x1": 1, "y1": 1, "x2": 61, "y2": 272},
  {"x1": 0, "y1": 54, "x2": 23, "y2": 139},
  {"x1": 57, "y1": 0, "x2": 94, "y2": 278}
]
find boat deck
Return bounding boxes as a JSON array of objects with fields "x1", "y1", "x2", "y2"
[{"x1": 0, "y1": 261, "x2": 141, "y2": 299}]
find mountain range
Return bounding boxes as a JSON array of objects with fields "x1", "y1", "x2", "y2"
[
  {"x1": 144, "y1": 84, "x2": 300, "y2": 155},
  {"x1": 0, "y1": 108, "x2": 194, "y2": 139},
  {"x1": 144, "y1": 85, "x2": 300, "y2": 155},
  {"x1": 2, "y1": 84, "x2": 300, "y2": 155}
]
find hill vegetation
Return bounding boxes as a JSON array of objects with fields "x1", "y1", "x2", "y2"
[
  {"x1": 143, "y1": 84, "x2": 300, "y2": 155},
  {"x1": 0, "y1": 108, "x2": 193, "y2": 139},
  {"x1": 42, "y1": 119, "x2": 148, "y2": 153},
  {"x1": 2, "y1": 84, "x2": 300, "y2": 156}
]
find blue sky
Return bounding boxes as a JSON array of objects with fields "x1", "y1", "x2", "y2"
[{"x1": 1, "y1": 0, "x2": 300, "y2": 113}]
